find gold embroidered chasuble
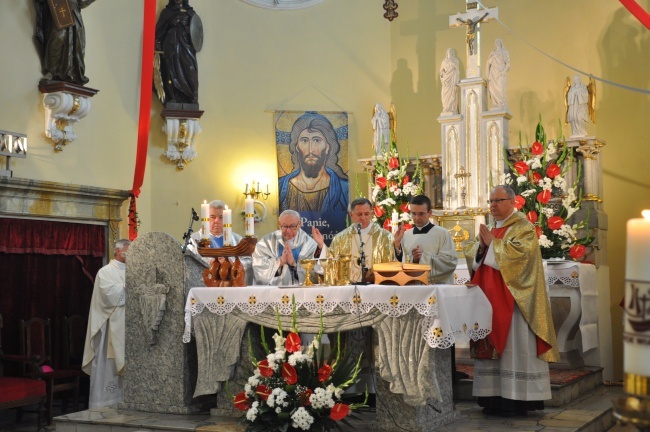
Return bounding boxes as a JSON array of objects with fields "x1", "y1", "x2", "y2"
[{"x1": 465, "y1": 211, "x2": 559, "y2": 362}]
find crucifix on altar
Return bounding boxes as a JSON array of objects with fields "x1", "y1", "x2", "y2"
[{"x1": 448, "y1": 1, "x2": 498, "y2": 78}]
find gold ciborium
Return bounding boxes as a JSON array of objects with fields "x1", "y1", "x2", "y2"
[
  {"x1": 337, "y1": 254, "x2": 351, "y2": 285},
  {"x1": 300, "y1": 259, "x2": 316, "y2": 286}
]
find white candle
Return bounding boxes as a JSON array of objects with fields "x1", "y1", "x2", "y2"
[
  {"x1": 391, "y1": 209, "x2": 399, "y2": 234},
  {"x1": 200, "y1": 200, "x2": 210, "y2": 240},
  {"x1": 245, "y1": 198, "x2": 255, "y2": 237},
  {"x1": 223, "y1": 205, "x2": 233, "y2": 246},
  {"x1": 623, "y1": 210, "x2": 650, "y2": 381}
]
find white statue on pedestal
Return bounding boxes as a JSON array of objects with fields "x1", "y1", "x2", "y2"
[
  {"x1": 565, "y1": 75, "x2": 596, "y2": 137},
  {"x1": 372, "y1": 103, "x2": 390, "y2": 155},
  {"x1": 440, "y1": 48, "x2": 460, "y2": 115},
  {"x1": 486, "y1": 39, "x2": 510, "y2": 109}
]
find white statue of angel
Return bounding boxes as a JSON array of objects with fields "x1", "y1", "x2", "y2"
[
  {"x1": 372, "y1": 103, "x2": 390, "y2": 156},
  {"x1": 565, "y1": 75, "x2": 596, "y2": 137}
]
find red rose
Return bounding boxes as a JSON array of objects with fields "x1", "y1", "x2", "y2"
[
  {"x1": 318, "y1": 363, "x2": 332, "y2": 382},
  {"x1": 526, "y1": 211, "x2": 538, "y2": 224},
  {"x1": 514, "y1": 161, "x2": 529, "y2": 175},
  {"x1": 285, "y1": 332, "x2": 301, "y2": 353},
  {"x1": 282, "y1": 362, "x2": 298, "y2": 385},
  {"x1": 547, "y1": 216, "x2": 564, "y2": 230},
  {"x1": 535, "y1": 226, "x2": 543, "y2": 238},
  {"x1": 388, "y1": 157, "x2": 400, "y2": 170},
  {"x1": 374, "y1": 206, "x2": 385, "y2": 218},
  {"x1": 258, "y1": 359, "x2": 274, "y2": 378},
  {"x1": 234, "y1": 392, "x2": 250, "y2": 411},
  {"x1": 546, "y1": 163, "x2": 561, "y2": 179},
  {"x1": 514, "y1": 195, "x2": 526, "y2": 210},
  {"x1": 255, "y1": 385, "x2": 271, "y2": 401},
  {"x1": 383, "y1": 218, "x2": 392, "y2": 231},
  {"x1": 536, "y1": 190, "x2": 551, "y2": 204},
  {"x1": 400, "y1": 202, "x2": 410, "y2": 213},
  {"x1": 402, "y1": 175, "x2": 410, "y2": 185},
  {"x1": 330, "y1": 403, "x2": 351, "y2": 421},
  {"x1": 532, "y1": 171, "x2": 543, "y2": 184},
  {"x1": 569, "y1": 244, "x2": 586, "y2": 260},
  {"x1": 531, "y1": 141, "x2": 544, "y2": 155},
  {"x1": 299, "y1": 388, "x2": 312, "y2": 406},
  {"x1": 376, "y1": 176, "x2": 387, "y2": 189}
]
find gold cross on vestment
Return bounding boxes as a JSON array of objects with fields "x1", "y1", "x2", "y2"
[{"x1": 389, "y1": 295, "x2": 400, "y2": 307}]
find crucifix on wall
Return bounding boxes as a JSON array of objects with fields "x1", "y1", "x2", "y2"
[{"x1": 448, "y1": 1, "x2": 498, "y2": 78}]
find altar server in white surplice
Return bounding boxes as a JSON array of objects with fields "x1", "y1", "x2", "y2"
[
  {"x1": 82, "y1": 239, "x2": 130, "y2": 408},
  {"x1": 252, "y1": 210, "x2": 322, "y2": 286},
  {"x1": 394, "y1": 195, "x2": 457, "y2": 284}
]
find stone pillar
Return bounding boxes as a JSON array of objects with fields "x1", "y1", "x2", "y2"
[{"x1": 120, "y1": 232, "x2": 208, "y2": 413}]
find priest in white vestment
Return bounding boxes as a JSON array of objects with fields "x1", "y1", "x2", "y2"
[
  {"x1": 464, "y1": 185, "x2": 559, "y2": 415},
  {"x1": 252, "y1": 210, "x2": 322, "y2": 286},
  {"x1": 394, "y1": 194, "x2": 457, "y2": 284},
  {"x1": 82, "y1": 239, "x2": 130, "y2": 408}
]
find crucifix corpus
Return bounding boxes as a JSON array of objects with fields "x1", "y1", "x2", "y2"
[{"x1": 448, "y1": 1, "x2": 498, "y2": 78}]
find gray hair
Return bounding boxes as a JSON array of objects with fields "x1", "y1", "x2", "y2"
[
  {"x1": 114, "y1": 239, "x2": 131, "y2": 257},
  {"x1": 279, "y1": 209, "x2": 301, "y2": 221},
  {"x1": 209, "y1": 200, "x2": 226, "y2": 210},
  {"x1": 492, "y1": 184, "x2": 516, "y2": 199}
]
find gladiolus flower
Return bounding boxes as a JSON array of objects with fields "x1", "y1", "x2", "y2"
[
  {"x1": 255, "y1": 385, "x2": 271, "y2": 401},
  {"x1": 388, "y1": 157, "x2": 399, "y2": 170},
  {"x1": 569, "y1": 244, "x2": 586, "y2": 260},
  {"x1": 547, "y1": 216, "x2": 564, "y2": 230},
  {"x1": 234, "y1": 392, "x2": 250, "y2": 411},
  {"x1": 258, "y1": 359, "x2": 274, "y2": 378},
  {"x1": 375, "y1": 176, "x2": 387, "y2": 189},
  {"x1": 282, "y1": 362, "x2": 298, "y2": 385},
  {"x1": 374, "y1": 206, "x2": 385, "y2": 218},
  {"x1": 400, "y1": 202, "x2": 410, "y2": 213},
  {"x1": 285, "y1": 332, "x2": 301, "y2": 353},
  {"x1": 318, "y1": 363, "x2": 332, "y2": 382},
  {"x1": 535, "y1": 226, "x2": 543, "y2": 238},
  {"x1": 514, "y1": 161, "x2": 529, "y2": 175},
  {"x1": 526, "y1": 211, "x2": 538, "y2": 224},
  {"x1": 514, "y1": 195, "x2": 526, "y2": 210},
  {"x1": 546, "y1": 163, "x2": 561, "y2": 179},
  {"x1": 531, "y1": 141, "x2": 544, "y2": 155},
  {"x1": 532, "y1": 172, "x2": 543, "y2": 184},
  {"x1": 402, "y1": 175, "x2": 410, "y2": 185},
  {"x1": 330, "y1": 403, "x2": 350, "y2": 421},
  {"x1": 383, "y1": 218, "x2": 392, "y2": 231},
  {"x1": 536, "y1": 190, "x2": 551, "y2": 204}
]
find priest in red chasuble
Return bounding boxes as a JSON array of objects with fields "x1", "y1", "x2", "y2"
[{"x1": 464, "y1": 184, "x2": 559, "y2": 415}]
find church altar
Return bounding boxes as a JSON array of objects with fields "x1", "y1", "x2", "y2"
[{"x1": 183, "y1": 284, "x2": 492, "y2": 431}]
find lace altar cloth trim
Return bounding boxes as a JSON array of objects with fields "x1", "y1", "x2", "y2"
[
  {"x1": 184, "y1": 284, "x2": 492, "y2": 349},
  {"x1": 454, "y1": 261, "x2": 589, "y2": 287}
]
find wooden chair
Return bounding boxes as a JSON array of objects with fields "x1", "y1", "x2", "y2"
[
  {"x1": 63, "y1": 315, "x2": 89, "y2": 408},
  {"x1": 0, "y1": 313, "x2": 46, "y2": 431},
  {"x1": 19, "y1": 317, "x2": 81, "y2": 425}
]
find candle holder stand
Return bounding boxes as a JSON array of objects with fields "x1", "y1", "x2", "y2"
[{"x1": 613, "y1": 374, "x2": 650, "y2": 431}]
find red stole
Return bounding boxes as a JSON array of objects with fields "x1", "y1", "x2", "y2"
[{"x1": 471, "y1": 226, "x2": 552, "y2": 357}]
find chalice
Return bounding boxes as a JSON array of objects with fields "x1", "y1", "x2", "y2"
[{"x1": 299, "y1": 259, "x2": 316, "y2": 286}]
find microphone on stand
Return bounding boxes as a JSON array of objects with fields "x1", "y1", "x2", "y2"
[
  {"x1": 356, "y1": 223, "x2": 368, "y2": 285},
  {"x1": 182, "y1": 207, "x2": 199, "y2": 254}
]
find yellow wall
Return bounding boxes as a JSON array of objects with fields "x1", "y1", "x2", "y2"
[{"x1": 1, "y1": 0, "x2": 648, "y2": 380}]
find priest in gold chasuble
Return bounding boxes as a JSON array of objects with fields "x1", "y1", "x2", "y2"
[{"x1": 464, "y1": 185, "x2": 559, "y2": 415}]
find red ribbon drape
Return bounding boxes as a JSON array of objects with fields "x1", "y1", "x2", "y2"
[
  {"x1": 129, "y1": 0, "x2": 157, "y2": 241},
  {"x1": 620, "y1": 0, "x2": 650, "y2": 29}
]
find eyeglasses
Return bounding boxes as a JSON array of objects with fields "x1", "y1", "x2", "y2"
[
  {"x1": 487, "y1": 198, "x2": 510, "y2": 204},
  {"x1": 280, "y1": 225, "x2": 299, "y2": 230}
]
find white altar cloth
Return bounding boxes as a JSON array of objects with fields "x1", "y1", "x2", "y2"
[
  {"x1": 184, "y1": 284, "x2": 492, "y2": 349},
  {"x1": 453, "y1": 261, "x2": 598, "y2": 352}
]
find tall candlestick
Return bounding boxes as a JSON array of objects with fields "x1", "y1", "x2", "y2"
[
  {"x1": 391, "y1": 209, "x2": 399, "y2": 234},
  {"x1": 245, "y1": 198, "x2": 255, "y2": 237},
  {"x1": 624, "y1": 210, "x2": 650, "y2": 391},
  {"x1": 200, "y1": 200, "x2": 210, "y2": 239},
  {"x1": 223, "y1": 205, "x2": 233, "y2": 246}
]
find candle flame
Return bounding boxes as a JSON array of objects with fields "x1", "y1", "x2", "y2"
[
  {"x1": 203, "y1": 200, "x2": 207, "y2": 204},
  {"x1": 642, "y1": 210, "x2": 650, "y2": 220},
  {"x1": 225, "y1": 205, "x2": 229, "y2": 210}
]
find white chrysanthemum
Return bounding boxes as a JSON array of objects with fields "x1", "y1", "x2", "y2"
[
  {"x1": 521, "y1": 188, "x2": 536, "y2": 198},
  {"x1": 326, "y1": 383, "x2": 344, "y2": 399},
  {"x1": 391, "y1": 186, "x2": 403, "y2": 196},
  {"x1": 267, "y1": 388, "x2": 288, "y2": 408},
  {"x1": 379, "y1": 198, "x2": 396, "y2": 207},
  {"x1": 539, "y1": 235, "x2": 553, "y2": 248},
  {"x1": 247, "y1": 374, "x2": 260, "y2": 388},
  {"x1": 542, "y1": 177, "x2": 553, "y2": 191},
  {"x1": 387, "y1": 170, "x2": 400, "y2": 180},
  {"x1": 291, "y1": 407, "x2": 314, "y2": 431},
  {"x1": 403, "y1": 183, "x2": 419, "y2": 195},
  {"x1": 542, "y1": 207, "x2": 555, "y2": 218},
  {"x1": 516, "y1": 175, "x2": 528, "y2": 185},
  {"x1": 553, "y1": 175, "x2": 566, "y2": 190},
  {"x1": 530, "y1": 157, "x2": 543, "y2": 169},
  {"x1": 309, "y1": 387, "x2": 335, "y2": 409},
  {"x1": 265, "y1": 353, "x2": 279, "y2": 371},
  {"x1": 246, "y1": 401, "x2": 259, "y2": 422},
  {"x1": 288, "y1": 351, "x2": 312, "y2": 366}
]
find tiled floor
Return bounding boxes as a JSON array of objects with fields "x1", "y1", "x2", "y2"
[{"x1": 0, "y1": 385, "x2": 637, "y2": 432}]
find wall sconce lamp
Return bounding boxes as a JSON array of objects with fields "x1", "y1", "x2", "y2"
[
  {"x1": 243, "y1": 182, "x2": 271, "y2": 200},
  {"x1": 0, "y1": 130, "x2": 27, "y2": 178}
]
